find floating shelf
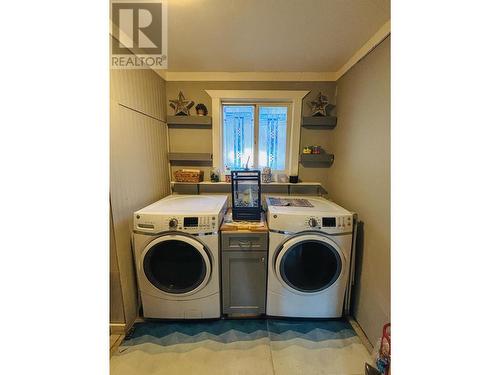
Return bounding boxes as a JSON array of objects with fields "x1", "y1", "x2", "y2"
[
  {"x1": 301, "y1": 116, "x2": 337, "y2": 128},
  {"x1": 300, "y1": 153, "x2": 334, "y2": 164},
  {"x1": 170, "y1": 181, "x2": 327, "y2": 195},
  {"x1": 167, "y1": 116, "x2": 212, "y2": 127},
  {"x1": 170, "y1": 181, "x2": 324, "y2": 186},
  {"x1": 168, "y1": 153, "x2": 213, "y2": 162}
]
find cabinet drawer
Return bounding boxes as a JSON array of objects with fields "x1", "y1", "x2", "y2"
[{"x1": 221, "y1": 232, "x2": 268, "y2": 251}]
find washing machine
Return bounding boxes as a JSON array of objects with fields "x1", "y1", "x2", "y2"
[
  {"x1": 133, "y1": 195, "x2": 228, "y2": 319},
  {"x1": 266, "y1": 196, "x2": 355, "y2": 318}
]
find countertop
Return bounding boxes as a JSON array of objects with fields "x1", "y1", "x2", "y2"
[{"x1": 220, "y1": 209, "x2": 268, "y2": 232}]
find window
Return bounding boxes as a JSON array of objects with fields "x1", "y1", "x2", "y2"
[
  {"x1": 222, "y1": 103, "x2": 290, "y2": 172},
  {"x1": 205, "y1": 90, "x2": 309, "y2": 177}
]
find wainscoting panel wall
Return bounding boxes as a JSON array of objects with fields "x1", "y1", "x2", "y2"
[
  {"x1": 111, "y1": 69, "x2": 166, "y2": 121},
  {"x1": 110, "y1": 68, "x2": 168, "y2": 331}
]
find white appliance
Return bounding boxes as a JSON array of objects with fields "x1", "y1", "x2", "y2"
[
  {"x1": 133, "y1": 195, "x2": 228, "y2": 319},
  {"x1": 266, "y1": 196, "x2": 355, "y2": 318}
]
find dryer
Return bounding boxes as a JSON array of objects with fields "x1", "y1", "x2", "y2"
[
  {"x1": 133, "y1": 195, "x2": 227, "y2": 319},
  {"x1": 266, "y1": 196, "x2": 355, "y2": 318}
]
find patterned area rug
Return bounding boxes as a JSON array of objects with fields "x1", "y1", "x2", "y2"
[{"x1": 111, "y1": 318, "x2": 372, "y2": 375}]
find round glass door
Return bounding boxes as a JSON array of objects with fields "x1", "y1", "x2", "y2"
[
  {"x1": 277, "y1": 238, "x2": 342, "y2": 293},
  {"x1": 143, "y1": 237, "x2": 209, "y2": 295}
]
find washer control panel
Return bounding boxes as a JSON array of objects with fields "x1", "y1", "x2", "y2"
[
  {"x1": 135, "y1": 214, "x2": 218, "y2": 234},
  {"x1": 168, "y1": 216, "x2": 217, "y2": 232}
]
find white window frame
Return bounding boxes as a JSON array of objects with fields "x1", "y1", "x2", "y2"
[{"x1": 205, "y1": 90, "x2": 309, "y2": 176}]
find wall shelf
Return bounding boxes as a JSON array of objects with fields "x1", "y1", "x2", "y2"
[
  {"x1": 168, "y1": 153, "x2": 213, "y2": 162},
  {"x1": 170, "y1": 181, "x2": 324, "y2": 187},
  {"x1": 301, "y1": 116, "x2": 337, "y2": 128},
  {"x1": 170, "y1": 181, "x2": 327, "y2": 195},
  {"x1": 300, "y1": 153, "x2": 334, "y2": 165},
  {"x1": 167, "y1": 115, "x2": 212, "y2": 127}
]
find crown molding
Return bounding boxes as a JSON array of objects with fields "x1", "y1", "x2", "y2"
[
  {"x1": 159, "y1": 71, "x2": 337, "y2": 82},
  {"x1": 332, "y1": 20, "x2": 391, "y2": 80}
]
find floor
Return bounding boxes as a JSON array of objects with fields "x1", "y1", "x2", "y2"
[{"x1": 110, "y1": 318, "x2": 372, "y2": 375}]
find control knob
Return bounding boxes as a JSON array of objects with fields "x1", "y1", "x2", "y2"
[
  {"x1": 168, "y1": 218, "x2": 178, "y2": 228},
  {"x1": 308, "y1": 218, "x2": 318, "y2": 227}
]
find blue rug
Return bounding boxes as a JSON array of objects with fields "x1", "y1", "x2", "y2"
[{"x1": 120, "y1": 318, "x2": 357, "y2": 347}]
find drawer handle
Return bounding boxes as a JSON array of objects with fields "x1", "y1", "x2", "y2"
[
  {"x1": 238, "y1": 240, "x2": 252, "y2": 247},
  {"x1": 261, "y1": 257, "x2": 265, "y2": 263}
]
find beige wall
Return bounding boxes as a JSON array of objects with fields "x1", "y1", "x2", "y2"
[
  {"x1": 328, "y1": 37, "x2": 390, "y2": 344},
  {"x1": 110, "y1": 68, "x2": 169, "y2": 329},
  {"x1": 166, "y1": 82, "x2": 336, "y2": 193}
]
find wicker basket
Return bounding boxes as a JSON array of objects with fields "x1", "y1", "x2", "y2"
[{"x1": 174, "y1": 169, "x2": 204, "y2": 183}]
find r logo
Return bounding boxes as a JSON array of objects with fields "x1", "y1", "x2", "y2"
[{"x1": 112, "y1": 3, "x2": 162, "y2": 55}]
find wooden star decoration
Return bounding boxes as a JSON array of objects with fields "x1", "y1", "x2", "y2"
[
  {"x1": 169, "y1": 91, "x2": 194, "y2": 116},
  {"x1": 308, "y1": 92, "x2": 330, "y2": 117}
]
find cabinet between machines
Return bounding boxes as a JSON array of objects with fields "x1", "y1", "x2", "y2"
[{"x1": 221, "y1": 228, "x2": 268, "y2": 316}]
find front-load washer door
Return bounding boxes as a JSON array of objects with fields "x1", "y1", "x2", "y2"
[
  {"x1": 275, "y1": 234, "x2": 345, "y2": 295},
  {"x1": 141, "y1": 234, "x2": 212, "y2": 297}
]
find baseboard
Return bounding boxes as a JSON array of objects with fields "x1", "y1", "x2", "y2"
[
  {"x1": 347, "y1": 316, "x2": 374, "y2": 353},
  {"x1": 110, "y1": 323, "x2": 126, "y2": 335},
  {"x1": 110, "y1": 334, "x2": 125, "y2": 357},
  {"x1": 134, "y1": 316, "x2": 146, "y2": 324}
]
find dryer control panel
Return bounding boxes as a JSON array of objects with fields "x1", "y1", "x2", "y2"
[
  {"x1": 134, "y1": 214, "x2": 219, "y2": 234},
  {"x1": 268, "y1": 213, "x2": 353, "y2": 234}
]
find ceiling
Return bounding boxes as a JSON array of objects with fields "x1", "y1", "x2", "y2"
[{"x1": 165, "y1": 0, "x2": 390, "y2": 74}]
